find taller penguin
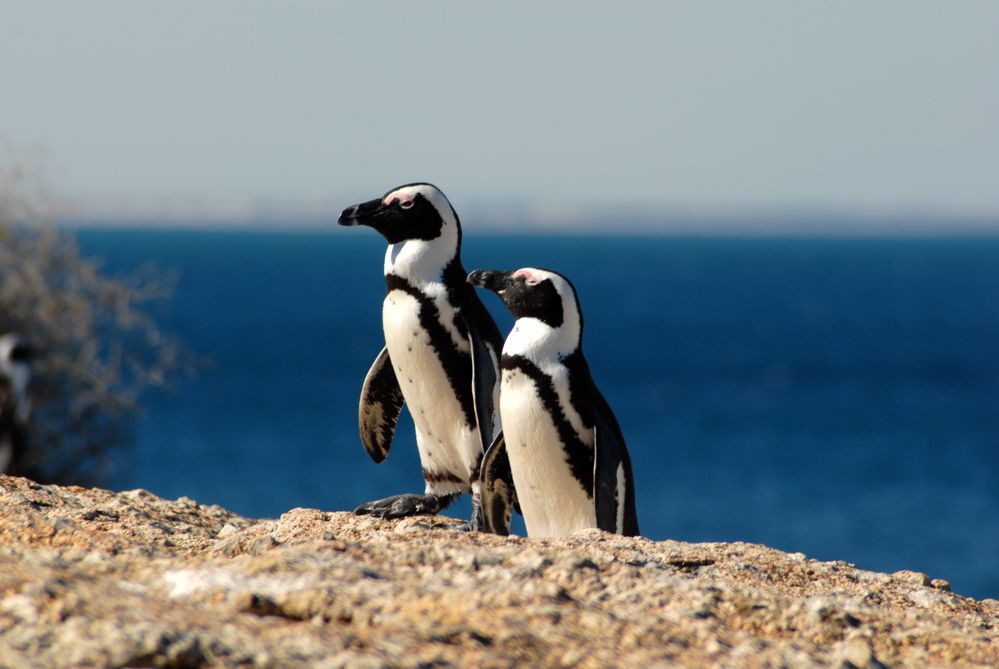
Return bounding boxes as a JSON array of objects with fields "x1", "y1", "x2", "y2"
[
  {"x1": 338, "y1": 183, "x2": 503, "y2": 531},
  {"x1": 468, "y1": 267, "x2": 640, "y2": 538}
]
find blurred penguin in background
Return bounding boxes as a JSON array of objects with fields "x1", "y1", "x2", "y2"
[{"x1": 0, "y1": 333, "x2": 35, "y2": 474}]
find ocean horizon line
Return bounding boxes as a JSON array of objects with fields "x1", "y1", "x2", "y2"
[{"x1": 57, "y1": 212, "x2": 999, "y2": 238}]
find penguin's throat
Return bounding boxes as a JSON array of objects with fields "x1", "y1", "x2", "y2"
[
  {"x1": 383, "y1": 238, "x2": 455, "y2": 284},
  {"x1": 503, "y1": 318, "x2": 577, "y2": 363}
]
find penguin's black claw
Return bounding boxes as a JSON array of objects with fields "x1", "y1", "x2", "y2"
[
  {"x1": 468, "y1": 499, "x2": 485, "y2": 533},
  {"x1": 352, "y1": 493, "x2": 458, "y2": 519},
  {"x1": 452, "y1": 514, "x2": 484, "y2": 533}
]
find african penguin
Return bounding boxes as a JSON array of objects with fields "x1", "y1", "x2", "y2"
[
  {"x1": 0, "y1": 333, "x2": 35, "y2": 475},
  {"x1": 338, "y1": 183, "x2": 504, "y2": 531},
  {"x1": 467, "y1": 267, "x2": 640, "y2": 538}
]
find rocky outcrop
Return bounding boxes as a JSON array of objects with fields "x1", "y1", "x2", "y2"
[{"x1": 0, "y1": 475, "x2": 996, "y2": 668}]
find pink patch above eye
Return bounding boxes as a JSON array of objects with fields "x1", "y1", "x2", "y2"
[
  {"x1": 384, "y1": 192, "x2": 416, "y2": 207},
  {"x1": 513, "y1": 269, "x2": 541, "y2": 286}
]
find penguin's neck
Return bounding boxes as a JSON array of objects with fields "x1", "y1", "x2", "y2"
[
  {"x1": 383, "y1": 233, "x2": 457, "y2": 289},
  {"x1": 503, "y1": 316, "x2": 581, "y2": 367}
]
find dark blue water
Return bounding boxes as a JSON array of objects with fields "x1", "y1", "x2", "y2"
[{"x1": 76, "y1": 229, "x2": 999, "y2": 599}]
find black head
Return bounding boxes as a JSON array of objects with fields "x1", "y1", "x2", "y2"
[
  {"x1": 337, "y1": 183, "x2": 460, "y2": 246},
  {"x1": 467, "y1": 267, "x2": 581, "y2": 330},
  {"x1": 0, "y1": 334, "x2": 34, "y2": 367}
]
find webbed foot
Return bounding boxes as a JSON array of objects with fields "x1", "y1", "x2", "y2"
[{"x1": 353, "y1": 493, "x2": 457, "y2": 519}]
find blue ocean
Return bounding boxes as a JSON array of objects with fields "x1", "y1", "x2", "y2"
[{"x1": 75, "y1": 229, "x2": 999, "y2": 599}]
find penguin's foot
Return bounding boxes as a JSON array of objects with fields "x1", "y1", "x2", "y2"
[
  {"x1": 469, "y1": 491, "x2": 486, "y2": 532},
  {"x1": 451, "y1": 502, "x2": 487, "y2": 534},
  {"x1": 353, "y1": 493, "x2": 457, "y2": 519}
]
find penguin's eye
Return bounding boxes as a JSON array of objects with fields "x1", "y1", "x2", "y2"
[{"x1": 399, "y1": 200, "x2": 414, "y2": 210}]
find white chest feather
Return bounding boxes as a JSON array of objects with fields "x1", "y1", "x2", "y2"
[
  {"x1": 383, "y1": 289, "x2": 478, "y2": 492},
  {"x1": 500, "y1": 366, "x2": 596, "y2": 538}
]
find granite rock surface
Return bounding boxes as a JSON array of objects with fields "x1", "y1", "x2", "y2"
[{"x1": 0, "y1": 475, "x2": 996, "y2": 668}]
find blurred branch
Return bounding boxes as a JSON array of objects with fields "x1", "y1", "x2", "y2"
[{"x1": 0, "y1": 160, "x2": 186, "y2": 484}]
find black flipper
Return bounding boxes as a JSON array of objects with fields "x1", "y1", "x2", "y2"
[
  {"x1": 450, "y1": 261, "x2": 507, "y2": 534},
  {"x1": 479, "y1": 432, "x2": 517, "y2": 535},
  {"x1": 467, "y1": 315, "x2": 500, "y2": 452},
  {"x1": 358, "y1": 347, "x2": 405, "y2": 464},
  {"x1": 448, "y1": 260, "x2": 503, "y2": 453},
  {"x1": 591, "y1": 386, "x2": 640, "y2": 536}
]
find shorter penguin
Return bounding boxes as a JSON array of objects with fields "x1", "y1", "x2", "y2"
[
  {"x1": 468, "y1": 268, "x2": 639, "y2": 538},
  {"x1": 0, "y1": 333, "x2": 35, "y2": 474}
]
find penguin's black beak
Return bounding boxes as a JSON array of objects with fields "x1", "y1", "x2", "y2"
[
  {"x1": 467, "y1": 269, "x2": 513, "y2": 294},
  {"x1": 338, "y1": 198, "x2": 384, "y2": 227}
]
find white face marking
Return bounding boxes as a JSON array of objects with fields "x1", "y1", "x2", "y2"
[{"x1": 381, "y1": 184, "x2": 460, "y2": 285}]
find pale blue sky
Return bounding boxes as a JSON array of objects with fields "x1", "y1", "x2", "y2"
[{"x1": 1, "y1": 1, "x2": 998, "y2": 225}]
